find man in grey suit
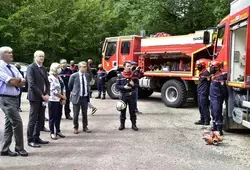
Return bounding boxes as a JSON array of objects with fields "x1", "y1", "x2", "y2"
[
  {"x1": 26, "y1": 50, "x2": 50, "y2": 148},
  {"x1": 68, "y1": 61, "x2": 91, "y2": 134}
]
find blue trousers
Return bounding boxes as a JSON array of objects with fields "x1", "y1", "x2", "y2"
[
  {"x1": 197, "y1": 95, "x2": 210, "y2": 122},
  {"x1": 210, "y1": 97, "x2": 223, "y2": 131},
  {"x1": 97, "y1": 82, "x2": 106, "y2": 94},
  {"x1": 48, "y1": 101, "x2": 63, "y2": 134},
  {"x1": 120, "y1": 93, "x2": 137, "y2": 122}
]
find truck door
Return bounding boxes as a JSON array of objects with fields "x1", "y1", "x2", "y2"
[
  {"x1": 118, "y1": 41, "x2": 131, "y2": 67},
  {"x1": 229, "y1": 20, "x2": 247, "y2": 83}
]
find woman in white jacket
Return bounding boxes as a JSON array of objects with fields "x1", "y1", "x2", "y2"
[{"x1": 48, "y1": 63, "x2": 66, "y2": 140}]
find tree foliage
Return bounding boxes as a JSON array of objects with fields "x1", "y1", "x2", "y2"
[{"x1": 0, "y1": 0, "x2": 231, "y2": 65}]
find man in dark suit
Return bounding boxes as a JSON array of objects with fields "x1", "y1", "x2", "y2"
[
  {"x1": 26, "y1": 50, "x2": 50, "y2": 148},
  {"x1": 68, "y1": 61, "x2": 92, "y2": 134}
]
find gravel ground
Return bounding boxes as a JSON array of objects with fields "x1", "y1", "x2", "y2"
[{"x1": 0, "y1": 92, "x2": 250, "y2": 170}]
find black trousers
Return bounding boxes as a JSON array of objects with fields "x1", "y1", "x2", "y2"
[
  {"x1": 27, "y1": 101, "x2": 45, "y2": 143},
  {"x1": 64, "y1": 89, "x2": 71, "y2": 118},
  {"x1": 73, "y1": 97, "x2": 88, "y2": 129},
  {"x1": 120, "y1": 93, "x2": 137, "y2": 123},
  {"x1": 48, "y1": 101, "x2": 63, "y2": 134}
]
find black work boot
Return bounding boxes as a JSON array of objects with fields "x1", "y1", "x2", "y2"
[
  {"x1": 204, "y1": 118, "x2": 211, "y2": 126},
  {"x1": 204, "y1": 121, "x2": 210, "y2": 126},
  {"x1": 132, "y1": 124, "x2": 138, "y2": 131},
  {"x1": 102, "y1": 94, "x2": 106, "y2": 100},
  {"x1": 118, "y1": 120, "x2": 125, "y2": 130},
  {"x1": 218, "y1": 124, "x2": 223, "y2": 136},
  {"x1": 131, "y1": 120, "x2": 138, "y2": 131},
  {"x1": 194, "y1": 120, "x2": 205, "y2": 125},
  {"x1": 95, "y1": 93, "x2": 101, "y2": 99}
]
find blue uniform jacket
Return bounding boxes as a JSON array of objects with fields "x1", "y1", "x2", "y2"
[
  {"x1": 116, "y1": 71, "x2": 139, "y2": 94},
  {"x1": 210, "y1": 72, "x2": 228, "y2": 100},
  {"x1": 97, "y1": 69, "x2": 107, "y2": 83},
  {"x1": 197, "y1": 69, "x2": 211, "y2": 96}
]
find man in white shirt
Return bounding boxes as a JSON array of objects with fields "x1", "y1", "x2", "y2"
[{"x1": 68, "y1": 61, "x2": 92, "y2": 134}]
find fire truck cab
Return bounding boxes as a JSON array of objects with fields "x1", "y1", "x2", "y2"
[{"x1": 205, "y1": 0, "x2": 250, "y2": 131}]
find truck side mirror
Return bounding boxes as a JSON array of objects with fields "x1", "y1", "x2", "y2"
[
  {"x1": 99, "y1": 41, "x2": 103, "y2": 52},
  {"x1": 203, "y1": 31, "x2": 210, "y2": 44}
]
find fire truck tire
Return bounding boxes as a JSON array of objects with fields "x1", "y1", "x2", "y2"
[
  {"x1": 138, "y1": 88, "x2": 154, "y2": 98},
  {"x1": 161, "y1": 79, "x2": 187, "y2": 108},
  {"x1": 107, "y1": 77, "x2": 120, "y2": 99}
]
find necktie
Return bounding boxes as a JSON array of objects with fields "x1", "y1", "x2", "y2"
[
  {"x1": 7, "y1": 65, "x2": 16, "y2": 78},
  {"x1": 39, "y1": 67, "x2": 44, "y2": 76},
  {"x1": 39, "y1": 66, "x2": 46, "y2": 93},
  {"x1": 82, "y1": 74, "x2": 85, "y2": 96},
  {"x1": 7, "y1": 65, "x2": 19, "y2": 91}
]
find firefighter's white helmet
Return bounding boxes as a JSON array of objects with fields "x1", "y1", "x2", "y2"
[{"x1": 116, "y1": 100, "x2": 126, "y2": 111}]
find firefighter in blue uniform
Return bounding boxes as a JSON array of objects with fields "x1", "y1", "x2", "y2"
[
  {"x1": 58, "y1": 59, "x2": 73, "y2": 120},
  {"x1": 209, "y1": 60, "x2": 227, "y2": 135},
  {"x1": 95, "y1": 64, "x2": 107, "y2": 99},
  {"x1": 116, "y1": 61, "x2": 139, "y2": 131},
  {"x1": 194, "y1": 59, "x2": 211, "y2": 125}
]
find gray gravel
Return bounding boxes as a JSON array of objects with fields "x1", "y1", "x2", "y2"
[{"x1": 0, "y1": 92, "x2": 250, "y2": 170}]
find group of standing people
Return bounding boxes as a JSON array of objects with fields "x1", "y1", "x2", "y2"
[
  {"x1": 0, "y1": 46, "x2": 108, "y2": 157},
  {"x1": 194, "y1": 58, "x2": 228, "y2": 135},
  {"x1": 0, "y1": 44, "x2": 145, "y2": 157}
]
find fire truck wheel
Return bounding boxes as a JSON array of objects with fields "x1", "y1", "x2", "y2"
[
  {"x1": 161, "y1": 79, "x2": 187, "y2": 108},
  {"x1": 107, "y1": 77, "x2": 120, "y2": 99},
  {"x1": 138, "y1": 88, "x2": 153, "y2": 98}
]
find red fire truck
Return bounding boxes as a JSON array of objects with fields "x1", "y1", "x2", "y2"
[
  {"x1": 204, "y1": 0, "x2": 250, "y2": 131},
  {"x1": 101, "y1": 29, "x2": 216, "y2": 108}
]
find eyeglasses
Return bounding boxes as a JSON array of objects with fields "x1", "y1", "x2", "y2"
[{"x1": 82, "y1": 66, "x2": 87, "y2": 68}]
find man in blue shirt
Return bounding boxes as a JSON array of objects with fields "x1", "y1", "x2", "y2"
[{"x1": 0, "y1": 46, "x2": 28, "y2": 157}]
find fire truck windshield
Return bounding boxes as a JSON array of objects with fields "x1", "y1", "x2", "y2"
[
  {"x1": 104, "y1": 41, "x2": 116, "y2": 60},
  {"x1": 215, "y1": 25, "x2": 225, "y2": 55}
]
